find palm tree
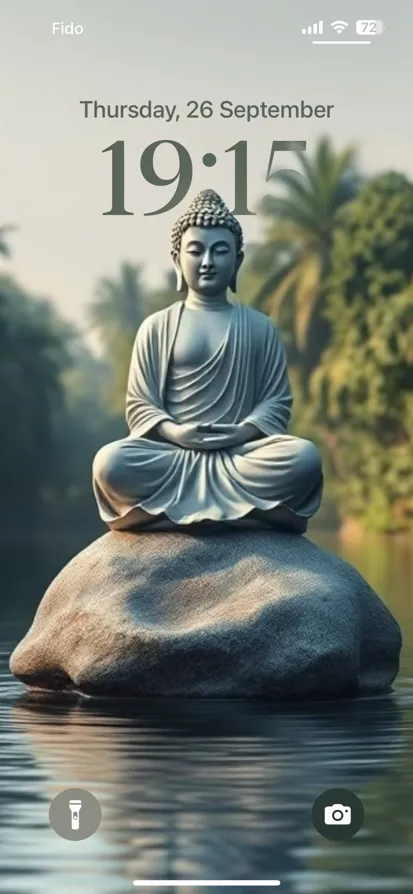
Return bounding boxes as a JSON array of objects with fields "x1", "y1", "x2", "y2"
[
  {"x1": 252, "y1": 137, "x2": 361, "y2": 352},
  {"x1": 89, "y1": 262, "x2": 146, "y2": 349},
  {"x1": 88, "y1": 262, "x2": 147, "y2": 412}
]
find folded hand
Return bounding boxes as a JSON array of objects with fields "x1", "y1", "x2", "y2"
[
  {"x1": 196, "y1": 422, "x2": 255, "y2": 449},
  {"x1": 163, "y1": 421, "x2": 260, "y2": 451},
  {"x1": 168, "y1": 422, "x2": 244, "y2": 450}
]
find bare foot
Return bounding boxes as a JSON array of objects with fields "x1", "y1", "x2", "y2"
[{"x1": 108, "y1": 508, "x2": 160, "y2": 531}]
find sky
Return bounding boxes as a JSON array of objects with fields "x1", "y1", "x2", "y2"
[{"x1": 0, "y1": 0, "x2": 411, "y2": 344}]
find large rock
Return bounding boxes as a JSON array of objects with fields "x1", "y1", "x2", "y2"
[{"x1": 9, "y1": 527, "x2": 402, "y2": 697}]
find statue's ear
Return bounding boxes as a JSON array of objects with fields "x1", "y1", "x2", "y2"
[
  {"x1": 172, "y1": 254, "x2": 186, "y2": 293},
  {"x1": 229, "y1": 252, "x2": 244, "y2": 294}
]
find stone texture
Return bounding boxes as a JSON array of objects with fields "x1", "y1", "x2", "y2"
[{"x1": 9, "y1": 526, "x2": 402, "y2": 697}]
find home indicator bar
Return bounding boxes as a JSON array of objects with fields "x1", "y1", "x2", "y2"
[{"x1": 133, "y1": 882, "x2": 281, "y2": 888}]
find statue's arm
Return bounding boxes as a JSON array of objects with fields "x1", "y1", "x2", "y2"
[
  {"x1": 125, "y1": 320, "x2": 175, "y2": 438},
  {"x1": 154, "y1": 419, "x2": 181, "y2": 442},
  {"x1": 242, "y1": 322, "x2": 293, "y2": 436}
]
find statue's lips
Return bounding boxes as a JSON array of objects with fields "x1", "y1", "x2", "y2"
[{"x1": 198, "y1": 273, "x2": 217, "y2": 280}]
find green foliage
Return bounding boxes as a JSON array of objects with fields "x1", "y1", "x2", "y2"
[
  {"x1": 89, "y1": 263, "x2": 176, "y2": 412},
  {"x1": 0, "y1": 273, "x2": 125, "y2": 535},
  {"x1": 48, "y1": 341, "x2": 125, "y2": 525},
  {"x1": 89, "y1": 262, "x2": 146, "y2": 412},
  {"x1": 0, "y1": 254, "x2": 177, "y2": 538},
  {"x1": 0, "y1": 275, "x2": 71, "y2": 520},
  {"x1": 310, "y1": 173, "x2": 413, "y2": 531},
  {"x1": 249, "y1": 136, "x2": 360, "y2": 355}
]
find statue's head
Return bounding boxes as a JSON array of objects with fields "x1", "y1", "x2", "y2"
[{"x1": 171, "y1": 189, "x2": 244, "y2": 295}]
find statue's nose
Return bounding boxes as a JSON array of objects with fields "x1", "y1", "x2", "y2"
[{"x1": 200, "y1": 249, "x2": 214, "y2": 269}]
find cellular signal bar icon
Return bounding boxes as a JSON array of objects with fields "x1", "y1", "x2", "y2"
[{"x1": 302, "y1": 20, "x2": 323, "y2": 35}]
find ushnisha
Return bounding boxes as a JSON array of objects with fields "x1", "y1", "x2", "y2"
[{"x1": 92, "y1": 189, "x2": 323, "y2": 532}]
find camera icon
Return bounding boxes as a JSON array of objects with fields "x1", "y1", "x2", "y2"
[
  {"x1": 324, "y1": 804, "x2": 352, "y2": 825},
  {"x1": 313, "y1": 790, "x2": 363, "y2": 840}
]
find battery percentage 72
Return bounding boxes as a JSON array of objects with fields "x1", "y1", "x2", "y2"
[{"x1": 356, "y1": 20, "x2": 385, "y2": 35}]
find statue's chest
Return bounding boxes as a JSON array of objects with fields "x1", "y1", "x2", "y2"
[{"x1": 170, "y1": 310, "x2": 232, "y2": 368}]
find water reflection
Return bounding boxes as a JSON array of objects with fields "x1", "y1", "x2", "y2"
[{"x1": 6, "y1": 690, "x2": 407, "y2": 894}]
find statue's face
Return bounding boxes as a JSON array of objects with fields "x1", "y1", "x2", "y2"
[{"x1": 177, "y1": 226, "x2": 241, "y2": 295}]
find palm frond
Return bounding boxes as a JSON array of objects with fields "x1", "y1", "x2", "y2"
[
  {"x1": 253, "y1": 257, "x2": 299, "y2": 312},
  {"x1": 255, "y1": 137, "x2": 361, "y2": 352},
  {"x1": 267, "y1": 168, "x2": 314, "y2": 210},
  {"x1": 261, "y1": 195, "x2": 318, "y2": 232},
  {"x1": 294, "y1": 253, "x2": 323, "y2": 349},
  {"x1": 89, "y1": 262, "x2": 146, "y2": 348}
]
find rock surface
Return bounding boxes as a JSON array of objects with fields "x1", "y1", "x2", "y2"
[{"x1": 9, "y1": 527, "x2": 402, "y2": 697}]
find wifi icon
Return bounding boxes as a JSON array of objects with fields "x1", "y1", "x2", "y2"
[{"x1": 330, "y1": 20, "x2": 348, "y2": 34}]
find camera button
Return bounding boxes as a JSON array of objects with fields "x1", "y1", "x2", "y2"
[{"x1": 312, "y1": 788, "x2": 364, "y2": 841}]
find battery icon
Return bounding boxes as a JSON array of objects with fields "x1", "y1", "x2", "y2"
[{"x1": 356, "y1": 20, "x2": 385, "y2": 35}]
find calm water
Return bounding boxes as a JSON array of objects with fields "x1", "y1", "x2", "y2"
[{"x1": 0, "y1": 527, "x2": 412, "y2": 894}]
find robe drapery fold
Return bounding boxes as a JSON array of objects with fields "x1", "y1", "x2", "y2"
[
  {"x1": 126, "y1": 300, "x2": 293, "y2": 435},
  {"x1": 93, "y1": 300, "x2": 323, "y2": 528}
]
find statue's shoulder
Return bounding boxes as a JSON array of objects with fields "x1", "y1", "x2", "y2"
[
  {"x1": 138, "y1": 301, "x2": 182, "y2": 336},
  {"x1": 239, "y1": 303, "x2": 279, "y2": 337}
]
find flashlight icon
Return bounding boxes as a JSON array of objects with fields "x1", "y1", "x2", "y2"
[
  {"x1": 356, "y1": 20, "x2": 385, "y2": 35},
  {"x1": 69, "y1": 799, "x2": 82, "y2": 830}
]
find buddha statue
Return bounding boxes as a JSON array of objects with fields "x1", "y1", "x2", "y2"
[{"x1": 92, "y1": 189, "x2": 323, "y2": 533}]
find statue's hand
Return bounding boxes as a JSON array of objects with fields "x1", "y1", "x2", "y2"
[
  {"x1": 164, "y1": 422, "x2": 222, "y2": 450},
  {"x1": 197, "y1": 422, "x2": 260, "y2": 448},
  {"x1": 157, "y1": 420, "x2": 261, "y2": 451}
]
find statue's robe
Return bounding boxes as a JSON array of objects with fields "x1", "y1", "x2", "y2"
[{"x1": 93, "y1": 300, "x2": 323, "y2": 529}]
